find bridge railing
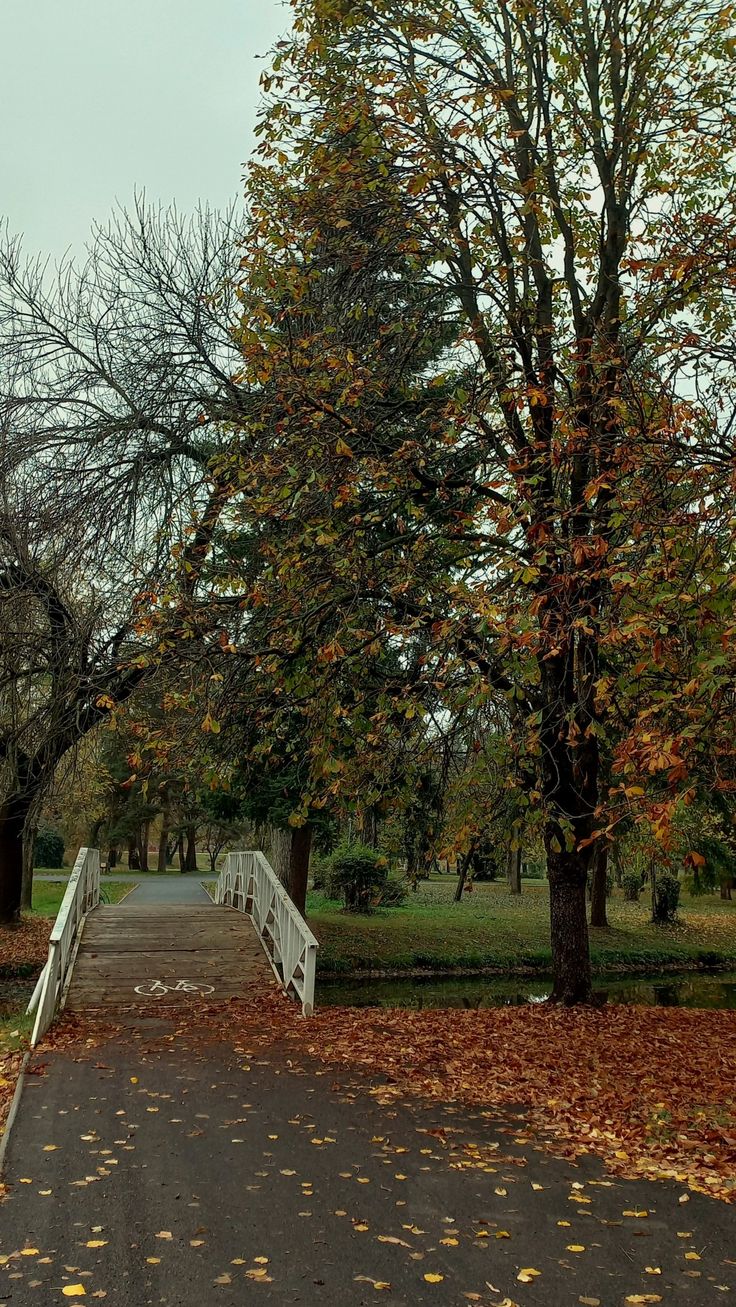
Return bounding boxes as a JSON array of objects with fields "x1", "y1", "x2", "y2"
[
  {"x1": 27, "y1": 847, "x2": 100, "y2": 1046},
  {"x1": 214, "y1": 850, "x2": 318, "y2": 1015}
]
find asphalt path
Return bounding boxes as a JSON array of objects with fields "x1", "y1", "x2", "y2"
[{"x1": 1, "y1": 1027, "x2": 734, "y2": 1306}]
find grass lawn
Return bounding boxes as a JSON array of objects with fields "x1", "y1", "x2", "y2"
[
  {"x1": 31, "y1": 880, "x2": 133, "y2": 917},
  {"x1": 308, "y1": 876, "x2": 736, "y2": 976}
]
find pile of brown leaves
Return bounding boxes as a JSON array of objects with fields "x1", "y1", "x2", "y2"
[
  {"x1": 301, "y1": 1004, "x2": 736, "y2": 1202},
  {"x1": 34, "y1": 989, "x2": 736, "y2": 1204},
  {"x1": 0, "y1": 917, "x2": 50, "y2": 974}
]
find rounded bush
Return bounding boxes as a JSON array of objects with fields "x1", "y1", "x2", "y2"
[
  {"x1": 623, "y1": 871, "x2": 642, "y2": 902},
  {"x1": 34, "y1": 827, "x2": 65, "y2": 869},
  {"x1": 374, "y1": 877, "x2": 408, "y2": 907},
  {"x1": 653, "y1": 871, "x2": 681, "y2": 923},
  {"x1": 327, "y1": 843, "x2": 389, "y2": 913}
]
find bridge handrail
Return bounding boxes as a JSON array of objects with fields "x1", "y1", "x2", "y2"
[
  {"x1": 214, "y1": 850, "x2": 318, "y2": 1015},
  {"x1": 27, "y1": 847, "x2": 100, "y2": 1046}
]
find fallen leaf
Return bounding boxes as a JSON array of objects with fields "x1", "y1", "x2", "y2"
[
  {"x1": 62, "y1": 1289, "x2": 86, "y2": 1298},
  {"x1": 424, "y1": 1273, "x2": 444, "y2": 1283}
]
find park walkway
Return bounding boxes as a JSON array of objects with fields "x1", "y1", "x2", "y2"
[
  {"x1": 1, "y1": 1016, "x2": 735, "y2": 1305},
  {"x1": 4, "y1": 871, "x2": 734, "y2": 1304}
]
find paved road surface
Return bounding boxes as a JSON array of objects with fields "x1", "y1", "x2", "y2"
[
  {"x1": 1, "y1": 1026, "x2": 733, "y2": 1306},
  {"x1": 123, "y1": 877, "x2": 212, "y2": 905}
]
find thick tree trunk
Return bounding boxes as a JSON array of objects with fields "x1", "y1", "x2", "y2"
[
  {"x1": 108, "y1": 845, "x2": 118, "y2": 869},
  {"x1": 128, "y1": 837, "x2": 141, "y2": 870},
  {"x1": 359, "y1": 806, "x2": 379, "y2": 849},
  {"x1": 589, "y1": 845, "x2": 609, "y2": 928},
  {"x1": 546, "y1": 836, "x2": 593, "y2": 1003},
  {"x1": 21, "y1": 826, "x2": 36, "y2": 912},
  {"x1": 184, "y1": 825, "x2": 198, "y2": 871},
  {"x1": 270, "y1": 827, "x2": 292, "y2": 889},
  {"x1": 507, "y1": 842, "x2": 522, "y2": 895},
  {"x1": 0, "y1": 792, "x2": 33, "y2": 924},
  {"x1": 177, "y1": 834, "x2": 186, "y2": 872},
  {"x1": 721, "y1": 875, "x2": 733, "y2": 901},
  {"x1": 289, "y1": 824, "x2": 313, "y2": 916}
]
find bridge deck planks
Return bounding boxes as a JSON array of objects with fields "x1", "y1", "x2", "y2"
[{"x1": 65, "y1": 904, "x2": 273, "y2": 1011}]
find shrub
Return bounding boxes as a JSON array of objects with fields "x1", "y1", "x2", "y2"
[
  {"x1": 310, "y1": 853, "x2": 330, "y2": 893},
  {"x1": 374, "y1": 877, "x2": 408, "y2": 907},
  {"x1": 652, "y1": 872, "x2": 681, "y2": 923},
  {"x1": 622, "y1": 871, "x2": 642, "y2": 902},
  {"x1": 34, "y1": 827, "x2": 65, "y2": 869},
  {"x1": 523, "y1": 860, "x2": 545, "y2": 879},
  {"x1": 327, "y1": 842, "x2": 389, "y2": 912}
]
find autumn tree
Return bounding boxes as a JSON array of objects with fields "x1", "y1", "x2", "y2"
[{"x1": 237, "y1": 0, "x2": 736, "y2": 999}]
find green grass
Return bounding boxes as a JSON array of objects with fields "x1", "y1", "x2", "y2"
[
  {"x1": 307, "y1": 877, "x2": 736, "y2": 976},
  {"x1": 31, "y1": 880, "x2": 133, "y2": 917},
  {"x1": 0, "y1": 1008, "x2": 32, "y2": 1053}
]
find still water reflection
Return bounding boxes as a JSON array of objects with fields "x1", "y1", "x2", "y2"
[{"x1": 317, "y1": 971, "x2": 736, "y2": 1010}]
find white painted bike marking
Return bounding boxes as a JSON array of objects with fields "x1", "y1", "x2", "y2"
[{"x1": 133, "y1": 979, "x2": 215, "y2": 997}]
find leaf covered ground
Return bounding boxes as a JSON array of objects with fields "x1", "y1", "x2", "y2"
[
  {"x1": 114, "y1": 990, "x2": 736, "y2": 1205},
  {"x1": 300, "y1": 1002, "x2": 736, "y2": 1203},
  {"x1": 4, "y1": 1004, "x2": 734, "y2": 1306}
]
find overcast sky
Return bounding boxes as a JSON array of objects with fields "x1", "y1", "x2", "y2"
[{"x1": 0, "y1": 0, "x2": 290, "y2": 259}]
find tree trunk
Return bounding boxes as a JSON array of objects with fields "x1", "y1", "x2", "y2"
[
  {"x1": 184, "y1": 825, "x2": 198, "y2": 871},
  {"x1": 138, "y1": 821, "x2": 149, "y2": 872},
  {"x1": 270, "y1": 827, "x2": 292, "y2": 889},
  {"x1": 546, "y1": 835, "x2": 593, "y2": 1003},
  {"x1": 157, "y1": 803, "x2": 170, "y2": 873},
  {"x1": 128, "y1": 837, "x2": 141, "y2": 870},
  {"x1": 209, "y1": 848, "x2": 218, "y2": 873},
  {"x1": 289, "y1": 824, "x2": 313, "y2": 915},
  {"x1": 589, "y1": 845, "x2": 609, "y2": 928},
  {"x1": 177, "y1": 834, "x2": 186, "y2": 872},
  {"x1": 721, "y1": 875, "x2": 733, "y2": 901},
  {"x1": 612, "y1": 842, "x2": 623, "y2": 888},
  {"x1": 108, "y1": 845, "x2": 118, "y2": 869},
  {"x1": 507, "y1": 841, "x2": 522, "y2": 895},
  {"x1": 21, "y1": 827, "x2": 35, "y2": 912},
  {"x1": 359, "y1": 806, "x2": 379, "y2": 849},
  {"x1": 0, "y1": 791, "x2": 34, "y2": 924},
  {"x1": 454, "y1": 842, "x2": 476, "y2": 902}
]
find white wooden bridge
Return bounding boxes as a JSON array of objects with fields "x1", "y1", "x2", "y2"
[{"x1": 27, "y1": 849, "x2": 318, "y2": 1045}]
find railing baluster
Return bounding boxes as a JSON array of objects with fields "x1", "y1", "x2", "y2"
[
  {"x1": 213, "y1": 850, "x2": 318, "y2": 1015},
  {"x1": 30, "y1": 847, "x2": 101, "y2": 1047}
]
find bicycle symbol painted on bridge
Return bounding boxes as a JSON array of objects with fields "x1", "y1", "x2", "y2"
[{"x1": 134, "y1": 979, "x2": 215, "y2": 997}]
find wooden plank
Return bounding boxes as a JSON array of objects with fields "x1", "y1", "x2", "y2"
[{"x1": 65, "y1": 900, "x2": 275, "y2": 1014}]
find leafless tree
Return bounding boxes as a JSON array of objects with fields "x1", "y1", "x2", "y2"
[{"x1": 0, "y1": 200, "x2": 256, "y2": 921}]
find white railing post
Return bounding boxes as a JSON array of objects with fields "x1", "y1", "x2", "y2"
[
  {"x1": 213, "y1": 849, "x2": 319, "y2": 1015},
  {"x1": 29, "y1": 847, "x2": 101, "y2": 1046}
]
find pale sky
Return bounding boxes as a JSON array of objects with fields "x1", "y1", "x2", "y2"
[{"x1": 0, "y1": 0, "x2": 290, "y2": 258}]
